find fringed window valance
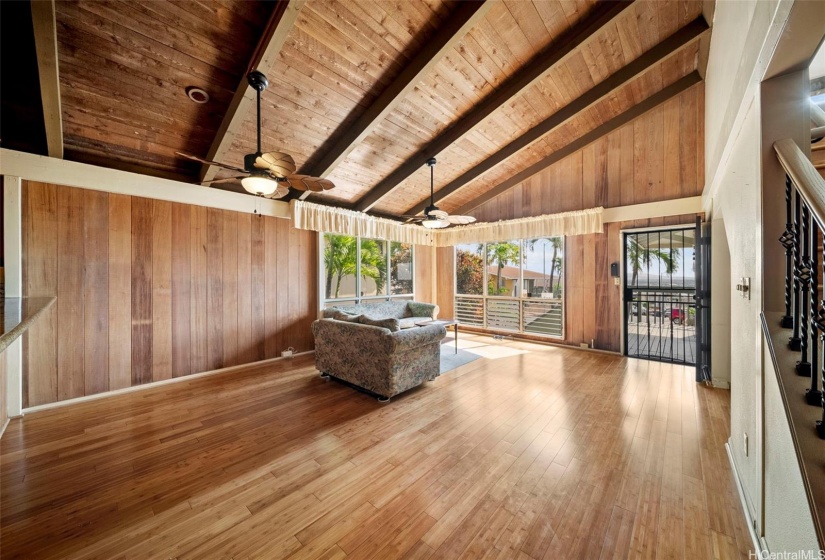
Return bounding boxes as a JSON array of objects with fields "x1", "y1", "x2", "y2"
[
  {"x1": 433, "y1": 207, "x2": 602, "y2": 246},
  {"x1": 290, "y1": 200, "x2": 602, "y2": 246},
  {"x1": 290, "y1": 200, "x2": 436, "y2": 245}
]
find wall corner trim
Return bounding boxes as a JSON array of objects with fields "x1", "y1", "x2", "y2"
[
  {"x1": 726, "y1": 440, "x2": 765, "y2": 555},
  {"x1": 0, "y1": 149, "x2": 291, "y2": 218},
  {"x1": 21, "y1": 350, "x2": 315, "y2": 415}
]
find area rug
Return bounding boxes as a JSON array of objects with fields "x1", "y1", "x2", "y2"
[{"x1": 439, "y1": 346, "x2": 482, "y2": 375}]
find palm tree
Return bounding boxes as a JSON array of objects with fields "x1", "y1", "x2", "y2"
[
  {"x1": 323, "y1": 235, "x2": 388, "y2": 298},
  {"x1": 485, "y1": 242, "x2": 521, "y2": 295},
  {"x1": 324, "y1": 235, "x2": 357, "y2": 299},
  {"x1": 525, "y1": 237, "x2": 563, "y2": 295},
  {"x1": 627, "y1": 236, "x2": 678, "y2": 286},
  {"x1": 359, "y1": 239, "x2": 387, "y2": 295}
]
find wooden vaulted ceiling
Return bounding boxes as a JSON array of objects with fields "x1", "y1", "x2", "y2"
[{"x1": 12, "y1": 0, "x2": 710, "y2": 219}]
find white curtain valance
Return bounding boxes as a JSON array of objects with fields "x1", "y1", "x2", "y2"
[
  {"x1": 433, "y1": 207, "x2": 603, "y2": 246},
  {"x1": 291, "y1": 200, "x2": 603, "y2": 246},
  {"x1": 291, "y1": 200, "x2": 436, "y2": 245}
]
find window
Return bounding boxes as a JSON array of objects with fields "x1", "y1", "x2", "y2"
[
  {"x1": 454, "y1": 237, "x2": 564, "y2": 338},
  {"x1": 390, "y1": 242, "x2": 413, "y2": 295},
  {"x1": 322, "y1": 234, "x2": 414, "y2": 308}
]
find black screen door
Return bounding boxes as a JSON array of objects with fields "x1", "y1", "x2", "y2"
[{"x1": 624, "y1": 227, "x2": 700, "y2": 366}]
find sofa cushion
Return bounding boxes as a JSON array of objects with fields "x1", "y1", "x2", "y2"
[
  {"x1": 407, "y1": 301, "x2": 436, "y2": 319},
  {"x1": 399, "y1": 317, "x2": 433, "y2": 329},
  {"x1": 358, "y1": 316, "x2": 400, "y2": 332}
]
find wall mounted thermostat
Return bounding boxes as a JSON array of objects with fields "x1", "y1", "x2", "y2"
[{"x1": 610, "y1": 262, "x2": 620, "y2": 277}]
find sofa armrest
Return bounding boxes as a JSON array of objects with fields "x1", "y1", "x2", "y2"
[{"x1": 389, "y1": 324, "x2": 446, "y2": 353}]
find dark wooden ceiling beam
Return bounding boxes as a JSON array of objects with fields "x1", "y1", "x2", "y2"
[
  {"x1": 200, "y1": 0, "x2": 305, "y2": 183},
  {"x1": 353, "y1": 0, "x2": 635, "y2": 213},
  {"x1": 300, "y1": 0, "x2": 494, "y2": 186},
  {"x1": 404, "y1": 16, "x2": 709, "y2": 216},
  {"x1": 453, "y1": 71, "x2": 703, "y2": 215},
  {"x1": 31, "y1": 0, "x2": 63, "y2": 159}
]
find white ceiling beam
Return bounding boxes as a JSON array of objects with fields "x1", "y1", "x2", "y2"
[{"x1": 30, "y1": 0, "x2": 63, "y2": 159}]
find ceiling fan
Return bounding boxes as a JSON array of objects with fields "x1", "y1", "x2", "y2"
[
  {"x1": 176, "y1": 71, "x2": 336, "y2": 198},
  {"x1": 401, "y1": 158, "x2": 476, "y2": 229}
]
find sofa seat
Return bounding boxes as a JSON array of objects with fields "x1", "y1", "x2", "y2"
[{"x1": 399, "y1": 317, "x2": 433, "y2": 329}]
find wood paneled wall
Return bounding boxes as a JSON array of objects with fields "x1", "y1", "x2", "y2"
[
  {"x1": 467, "y1": 88, "x2": 704, "y2": 352},
  {"x1": 436, "y1": 247, "x2": 455, "y2": 321},
  {"x1": 0, "y1": 349, "x2": 7, "y2": 431},
  {"x1": 22, "y1": 181, "x2": 318, "y2": 408},
  {"x1": 413, "y1": 244, "x2": 434, "y2": 306}
]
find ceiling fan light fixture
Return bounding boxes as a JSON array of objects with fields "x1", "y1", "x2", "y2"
[
  {"x1": 421, "y1": 218, "x2": 449, "y2": 229},
  {"x1": 241, "y1": 174, "x2": 278, "y2": 196}
]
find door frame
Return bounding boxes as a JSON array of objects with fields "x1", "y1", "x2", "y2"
[{"x1": 619, "y1": 223, "x2": 699, "y2": 359}]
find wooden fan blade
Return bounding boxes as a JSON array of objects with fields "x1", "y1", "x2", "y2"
[
  {"x1": 446, "y1": 215, "x2": 476, "y2": 225},
  {"x1": 263, "y1": 185, "x2": 290, "y2": 199},
  {"x1": 202, "y1": 176, "x2": 247, "y2": 185},
  {"x1": 176, "y1": 152, "x2": 246, "y2": 174},
  {"x1": 281, "y1": 174, "x2": 310, "y2": 191},
  {"x1": 255, "y1": 151, "x2": 297, "y2": 177}
]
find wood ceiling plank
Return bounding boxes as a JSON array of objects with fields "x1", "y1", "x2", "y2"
[
  {"x1": 452, "y1": 71, "x2": 702, "y2": 215},
  {"x1": 403, "y1": 17, "x2": 707, "y2": 215},
  {"x1": 31, "y1": 0, "x2": 63, "y2": 159},
  {"x1": 353, "y1": 0, "x2": 635, "y2": 212},
  {"x1": 300, "y1": 0, "x2": 494, "y2": 181},
  {"x1": 200, "y1": 0, "x2": 305, "y2": 183},
  {"x1": 56, "y1": 3, "x2": 238, "y2": 91}
]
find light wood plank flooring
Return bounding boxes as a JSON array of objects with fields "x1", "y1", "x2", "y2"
[{"x1": 1, "y1": 335, "x2": 752, "y2": 559}]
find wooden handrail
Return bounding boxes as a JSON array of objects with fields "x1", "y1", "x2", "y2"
[{"x1": 774, "y1": 138, "x2": 825, "y2": 225}]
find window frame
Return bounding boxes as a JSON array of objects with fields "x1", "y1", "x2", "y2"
[
  {"x1": 320, "y1": 233, "x2": 415, "y2": 310},
  {"x1": 454, "y1": 237, "x2": 565, "y2": 339}
]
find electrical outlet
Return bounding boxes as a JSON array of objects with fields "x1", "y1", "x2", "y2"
[
  {"x1": 613, "y1": 277, "x2": 621, "y2": 286},
  {"x1": 743, "y1": 433, "x2": 749, "y2": 457}
]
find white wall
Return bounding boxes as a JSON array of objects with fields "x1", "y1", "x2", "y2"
[
  {"x1": 763, "y1": 347, "x2": 821, "y2": 553},
  {"x1": 712, "y1": 100, "x2": 763, "y2": 522},
  {"x1": 703, "y1": 0, "x2": 822, "y2": 552}
]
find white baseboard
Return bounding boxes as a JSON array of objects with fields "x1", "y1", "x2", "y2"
[
  {"x1": 713, "y1": 380, "x2": 731, "y2": 389},
  {"x1": 22, "y1": 350, "x2": 315, "y2": 416},
  {"x1": 0, "y1": 418, "x2": 8, "y2": 440},
  {"x1": 725, "y1": 441, "x2": 765, "y2": 555}
]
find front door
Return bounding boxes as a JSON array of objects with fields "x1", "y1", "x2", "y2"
[{"x1": 623, "y1": 227, "x2": 699, "y2": 366}]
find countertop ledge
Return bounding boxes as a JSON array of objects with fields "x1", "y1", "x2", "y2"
[{"x1": 0, "y1": 297, "x2": 56, "y2": 354}]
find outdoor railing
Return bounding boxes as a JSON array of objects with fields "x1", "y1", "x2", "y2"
[{"x1": 455, "y1": 295, "x2": 563, "y2": 338}]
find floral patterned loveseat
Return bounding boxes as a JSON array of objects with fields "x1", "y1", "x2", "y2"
[{"x1": 311, "y1": 313, "x2": 446, "y2": 401}]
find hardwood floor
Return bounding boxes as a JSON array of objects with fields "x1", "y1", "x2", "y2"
[{"x1": 1, "y1": 335, "x2": 752, "y2": 559}]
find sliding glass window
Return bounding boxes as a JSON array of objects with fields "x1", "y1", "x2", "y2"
[
  {"x1": 454, "y1": 237, "x2": 564, "y2": 338},
  {"x1": 322, "y1": 233, "x2": 414, "y2": 308}
]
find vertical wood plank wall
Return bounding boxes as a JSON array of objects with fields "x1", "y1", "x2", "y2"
[
  {"x1": 0, "y1": 349, "x2": 7, "y2": 430},
  {"x1": 467, "y1": 88, "x2": 704, "y2": 352},
  {"x1": 21, "y1": 181, "x2": 318, "y2": 408},
  {"x1": 413, "y1": 244, "x2": 434, "y2": 306}
]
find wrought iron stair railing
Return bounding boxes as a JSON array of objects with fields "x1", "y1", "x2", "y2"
[
  {"x1": 768, "y1": 138, "x2": 825, "y2": 548},
  {"x1": 774, "y1": 137, "x2": 825, "y2": 439}
]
